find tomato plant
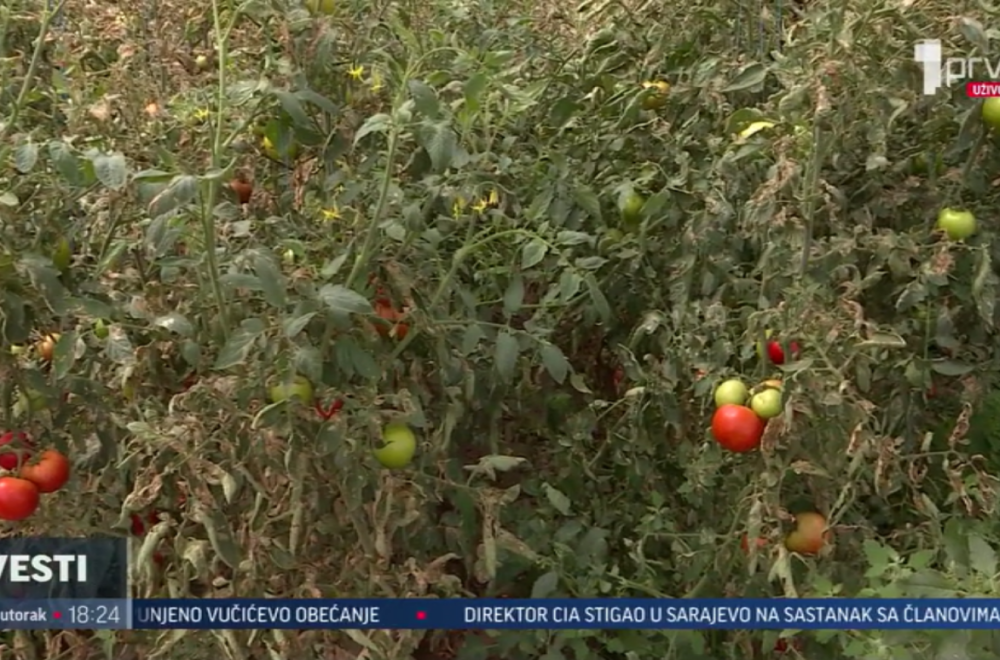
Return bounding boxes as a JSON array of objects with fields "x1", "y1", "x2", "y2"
[
  {"x1": 710, "y1": 405, "x2": 766, "y2": 452},
  {"x1": 0, "y1": 477, "x2": 40, "y2": 521},
  {"x1": 20, "y1": 449, "x2": 70, "y2": 493}
]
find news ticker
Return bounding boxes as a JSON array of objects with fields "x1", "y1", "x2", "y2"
[{"x1": 5, "y1": 599, "x2": 1000, "y2": 630}]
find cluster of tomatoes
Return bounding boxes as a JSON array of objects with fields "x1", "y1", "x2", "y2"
[
  {"x1": 0, "y1": 432, "x2": 70, "y2": 521},
  {"x1": 709, "y1": 333, "x2": 800, "y2": 453}
]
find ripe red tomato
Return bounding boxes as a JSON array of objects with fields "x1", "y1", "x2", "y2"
[
  {"x1": 0, "y1": 477, "x2": 40, "y2": 520},
  {"x1": 766, "y1": 340, "x2": 801, "y2": 365},
  {"x1": 711, "y1": 404, "x2": 766, "y2": 452},
  {"x1": 131, "y1": 510, "x2": 162, "y2": 536},
  {"x1": 740, "y1": 535, "x2": 767, "y2": 553},
  {"x1": 774, "y1": 637, "x2": 804, "y2": 653},
  {"x1": 374, "y1": 302, "x2": 409, "y2": 339},
  {"x1": 0, "y1": 432, "x2": 33, "y2": 470},
  {"x1": 20, "y1": 449, "x2": 70, "y2": 493}
]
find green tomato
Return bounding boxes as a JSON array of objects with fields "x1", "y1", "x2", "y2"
[
  {"x1": 52, "y1": 237, "x2": 72, "y2": 273},
  {"x1": 93, "y1": 319, "x2": 109, "y2": 339},
  {"x1": 619, "y1": 192, "x2": 644, "y2": 231},
  {"x1": 750, "y1": 389, "x2": 782, "y2": 420},
  {"x1": 983, "y1": 97, "x2": 1000, "y2": 131},
  {"x1": 305, "y1": 0, "x2": 336, "y2": 14},
  {"x1": 373, "y1": 422, "x2": 416, "y2": 469},
  {"x1": 269, "y1": 376, "x2": 314, "y2": 404},
  {"x1": 714, "y1": 379, "x2": 748, "y2": 407},
  {"x1": 14, "y1": 389, "x2": 47, "y2": 415},
  {"x1": 937, "y1": 208, "x2": 976, "y2": 241}
]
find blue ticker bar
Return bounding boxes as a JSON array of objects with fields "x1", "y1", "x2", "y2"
[{"x1": 128, "y1": 598, "x2": 1000, "y2": 630}]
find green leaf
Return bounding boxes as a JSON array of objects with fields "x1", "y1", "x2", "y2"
[
  {"x1": 149, "y1": 174, "x2": 198, "y2": 218},
  {"x1": 20, "y1": 256, "x2": 67, "y2": 315},
  {"x1": 354, "y1": 114, "x2": 391, "y2": 144},
  {"x1": 213, "y1": 319, "x2": 265, "y2": 370},
  {"x1": 722, "y1": 63, "x2": 768, "y2": 92},
  {"x1": 494, "y1": 331, "x2": 520, "y2": 382},
  {"x1": 862, "y1": 539, "x2": 897, "y2": 578},
  {"x1": 968, "y1": 534, "x2": 997, "y2": 577},
  {"x1": 252, "y1": 253, "x2": 287, "y2": 308},
  {"x1": 418, "y1": 121, "x2": 457, "y2": 172},
  {"x1": 283, "y1": 312, "x2": 317, "y2": 338},
  {"x1": 408, "y1": 80, "x2": 441, "y2": 119},
  {"x1": 319, "y1": 285, "x2": 372, "y2": 314},
  {"x1": 51, "y1": 330, "x2": 77, "y2": 381},
  {"x1": 90, "y1": 152, "x2": 129, "y2": 190},
  {"x1": 543, "y1": 483, "x2": 571, "y2": 515},
  {"x1": 461, "y1": 325, "x2": 484, "y2": 355},
  {"x1": 272, "y1": 90, "x2": 312, "y2": 128},
  {"x1": 503, "y1": 276, "x2": 524, "y2": 315},
  {"x1": 584, "y1": 274, "x2": 611, "y2": 322},
  {"x1": 571, "y1": 186, "x2": 602, "y2": 222},
  {"x1": 540, "y1": 343, "x2": 571, "y2": 384},
  {"x1": 13, "y1": 143, "x2": 38, "y2": 173},
  {"x1": 521, "y1": 239, "x2": 548, "y2": 268},
  {"x1": 930, "y1": 360, "x2": 976, "y2": 376},
  {"x1": 530, "y1": 571, "x2": 560, "y2": 598},
  {"x1": 556, "y1": 231, "x2": 594, "y2": 247},
  {"x1": 48, "y1": 141, "x2": 84, "y2": 186}
]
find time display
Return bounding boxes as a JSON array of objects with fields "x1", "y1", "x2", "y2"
[{"x1": 64, "y1": 601, "x2": 128, "y2": 629}]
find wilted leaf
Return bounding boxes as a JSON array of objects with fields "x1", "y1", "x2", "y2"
[{"x1": 153, "y1": 313, "x2": 194, "y2": 336}]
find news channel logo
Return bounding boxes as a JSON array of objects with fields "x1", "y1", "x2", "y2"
[
  {"x1": 0, "y1": 537, "x2": 127, "y2": 599},
  {"x1": 913, "y1": 39, "x2": 1000, "y2": 96}
]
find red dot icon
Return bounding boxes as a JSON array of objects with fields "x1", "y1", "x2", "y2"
[
  {"x1": 53, "y1": 612, "x2": 61, "y2": 619},
  {"x1": 416, "y1": 611, "x2": 426, "y2": 620}
]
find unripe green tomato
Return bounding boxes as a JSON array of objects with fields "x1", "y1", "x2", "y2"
[
  {"x1": 94, "y1": 319, "x2": 109, "y2": 339},
  {"x1": 305, "y1": 0, "x2": 336, "y2": 13},
  {"x1": 713, "y1": 379, "x2": 748, "y2": 407},
  {"x1": 269, "y1": 376, "x2": 313, "y2": 404},
  {"x1": 52, "y1": 237, "x2": 72, "y2": 273},
  {"x1": 373, "y1": 423, "x2": 416, "y2": 469},
  {"x1": 750, "y1": 388, "x2": 782, "y2": 419}
]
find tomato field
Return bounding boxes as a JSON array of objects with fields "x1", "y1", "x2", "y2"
[{"x1": 2, "y1": 0, "x2": 1000, "y2": 657}]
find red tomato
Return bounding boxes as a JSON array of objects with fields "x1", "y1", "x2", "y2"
[
  {"x1": 374, "y1": 303, "x2": 409, "y2": 339},
  {"x1": 0, "y1": 477, "x2": 40, "y2": 520},
  {"x1": 766, "y1": 340, "x2": 801, "y2": 365},
  {"x1": 0, "y1": 432, "x2": 33, "y2": 471},
  {"x1": 711, "y1": 405, "x2": 766, "y2": 452},
  {"x1": 740, "y1": 535, "x2": 767, "y2": 553},
  {"x1": 774, "y1": 637, "x2": 804, "y2": 653},
  {"x1": 131, "y1": 510, "x2": 162, "y2": 536},
  {"x1": 20, "y1": 449, "x2": 70, "y2": 493}
]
